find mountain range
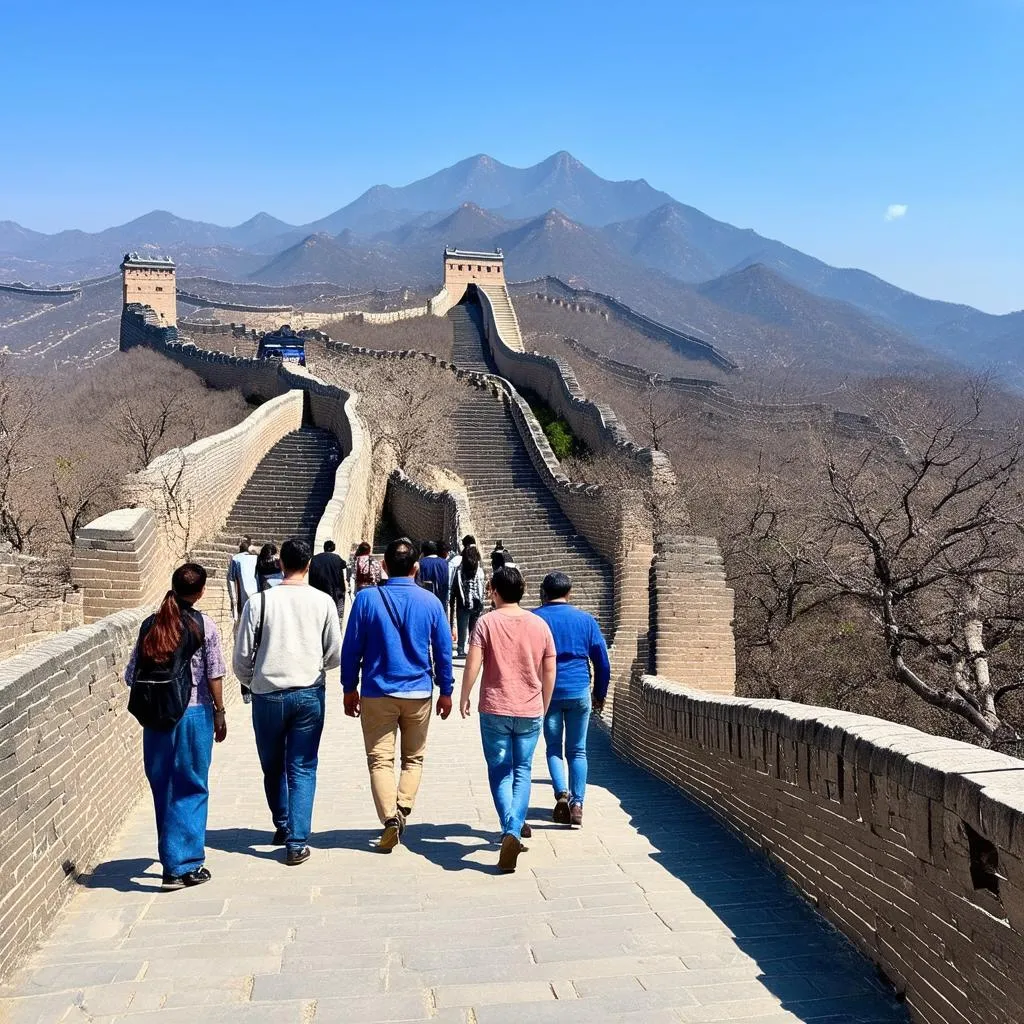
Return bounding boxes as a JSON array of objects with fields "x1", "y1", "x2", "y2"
[{"x1": 1, "y1": 151, "x2": 1020, "y2": 381}]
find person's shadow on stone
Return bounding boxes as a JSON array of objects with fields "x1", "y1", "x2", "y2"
[
  {"x1": 76, "y1": 857, "x2": 163, "y2": 893},
  {"x1": 392, "y1": 821, "x2": 504, "y2": 874}
]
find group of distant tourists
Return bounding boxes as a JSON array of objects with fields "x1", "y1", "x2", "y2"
[{"x1": 124, "y1": 533, "x2": 610, "y2": 888}]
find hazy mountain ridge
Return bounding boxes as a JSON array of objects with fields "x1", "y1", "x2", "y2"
[{"x1": 1, "y1": 151, "x2": 1019, "y2": 381}]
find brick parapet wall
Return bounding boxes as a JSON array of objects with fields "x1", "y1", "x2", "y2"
[
  {"x1": 0, "y1": 609, "x2": 146, "y2": 981},
  {"x1": 72, "y1": 391, "x2": 304, "y2": 623},
  {"x1": 611, "y1": 674, "x2": 1024, "y2": 1024},
  {"x1": 385, "y1": 469, "x2": 469, "y2": 552},
  {"x1": 650, "y1": 533, "x2": 736, "y2": 693},
  {"x1": 476, "y1": 286, "x2": 676, "y2": 492},
  {"x1": 0, "y1": 551, "x2": 83, "y2": 659}
]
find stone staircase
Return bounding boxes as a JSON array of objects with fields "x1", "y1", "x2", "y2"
[
  {"x1": 192, "y1": 426, "x2": 341, "y2": 581},
  {"x1": 446, "y1": 301, "x2": 613, "y2": 630},
  {"x1": 478, "y1": 283, "x2": 525, "y2": 350}
]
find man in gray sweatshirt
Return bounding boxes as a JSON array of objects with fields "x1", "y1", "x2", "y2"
[{"x1": 233, "y1": 537, "x2": 342, "y2": 866}]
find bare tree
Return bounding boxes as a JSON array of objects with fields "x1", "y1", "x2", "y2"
[
  {"x1": 0, "y1": 354, "x2": 46, "y2": 552},
  {"x1": 814, "y1": 382, "x2": 1024, "y2": 746}
]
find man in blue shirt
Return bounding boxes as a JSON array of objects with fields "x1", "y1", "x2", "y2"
[
  {"x1": 532, "y1": 571, "x2": 611, "y2": 829},
  {"x1": 342, "y1": 537, "x2": 454, "y2": 851},
  {"x1": 415, "y1": 540, "x2": 450, "y2": 613}
]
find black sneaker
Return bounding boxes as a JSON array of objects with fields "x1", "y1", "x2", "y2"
[
  {"x1": 272, "y1": 827, "x2": 289, "y2": 846},
  {"x1": 162, "y1": 867, "x2": 211, "y2": 891},
  {"x1": 553, "y1": 792, "x2": 571, "y2": 825},
  {"x1": 285, "y1": 846, "x2": 311, "y2": 866}
]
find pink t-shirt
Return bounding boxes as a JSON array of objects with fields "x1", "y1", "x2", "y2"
[{"x1": 470, "y1": 609, "x2": 556, "y2": 717}]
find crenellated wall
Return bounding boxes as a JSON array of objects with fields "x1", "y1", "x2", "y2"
[
  {"x1": 611, "y1": 674, "x2": 1024, "y2": 1024},
  {"x1": 0, "y1": 610, "x2": 146, "y2": 979}
]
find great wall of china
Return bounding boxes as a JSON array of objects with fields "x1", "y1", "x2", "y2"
[{"x1": 1, "y1": 250, "x2": 1024, "y2": 1023}]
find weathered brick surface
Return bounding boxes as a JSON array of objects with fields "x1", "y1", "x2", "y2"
[
  {"x1": 0, "y1": 610, "x2": 145, "y2": 979},
  {"x1": 386, "y1": 469, "x2": 469, "y2": 551},
  {"x1": 611, "y1": 674, "x2": 1024, "y2": 1024},
  {"x1": 0, "y1": 551, "x2": 82, "y2": 659}
]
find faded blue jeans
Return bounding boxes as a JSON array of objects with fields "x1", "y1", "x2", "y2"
[
  {"x1": 143, "y1": 704, "x2": 214, "y2": 877},
  {"x1": 479, "y1": 713, "x2": 542, "y2": 840},
  {"x1": 543, "y1": 696, "x2": 592, "y2": 806},
  {"x1": 251, "y1": 686, "x2": 326, "y2": 853}
]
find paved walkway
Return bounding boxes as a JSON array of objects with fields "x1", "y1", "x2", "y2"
[{"x1": 0, "y1": 694, "x2": 908, "y2": 1024}]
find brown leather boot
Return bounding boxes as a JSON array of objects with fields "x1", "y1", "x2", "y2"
[{"x1": 569, "y1": 803, "x2": 583, "y2": 828}]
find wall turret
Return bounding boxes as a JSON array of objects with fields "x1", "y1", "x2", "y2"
[{"x1": 120, "y1": 252, "x2": 176, "y2": 326}]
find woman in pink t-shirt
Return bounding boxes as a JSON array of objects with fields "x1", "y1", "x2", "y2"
[{"x1": 460, "y1": 566, "x2": 556, "y2": 873}]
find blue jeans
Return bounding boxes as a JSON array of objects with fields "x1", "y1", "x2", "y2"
[
  {"x1": 143, "y1": 704, "x2": 214, "y2": 877},
  {"x1": 251, "y1": 687, "x2": 326, "y2": 852},
  {"x1": 544, "y1": 696, "x2": 592, "y2": 806},
  {"x1": 479, "y1": 713, "x2": 542, "y2": 840}
]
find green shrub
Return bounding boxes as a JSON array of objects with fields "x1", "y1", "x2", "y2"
[{"x1": 544, "y1": 420, "x2": 575, "y2": 460}]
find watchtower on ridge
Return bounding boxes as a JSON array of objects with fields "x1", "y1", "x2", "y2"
[
  {"x1": 120, "y1": 252, "x2": 177, "y2": 327},
  {"x1": 443, "y1": 247, "x2": 504, "y2": 305}
]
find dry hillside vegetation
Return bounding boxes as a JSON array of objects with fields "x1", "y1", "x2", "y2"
[
  {"x1": 0, "y1": 348, "x2": 249, "y2": 577},
  {"x1": 564, "y1": 347, "x2": 1024, "y2": 749}
]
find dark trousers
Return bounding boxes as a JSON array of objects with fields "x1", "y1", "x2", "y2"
[{"x1": 251, "y1": 686, "x2": 326, "y2": 853}]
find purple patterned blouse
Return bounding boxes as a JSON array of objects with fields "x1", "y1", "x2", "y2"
[{"x1": 125, "y1": 612, "x2": 226, "y2": 707}]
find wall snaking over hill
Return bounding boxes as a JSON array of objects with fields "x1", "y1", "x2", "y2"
[
  {"x1": 510, "y1": 277, "x2": 739, "y2": 371},
  {"x1": 0, "y1": 610, "x2": 145, "y2": 979},
  {"x1": 612, "y1": 674, "x2": 1024, "y2": 1024}
]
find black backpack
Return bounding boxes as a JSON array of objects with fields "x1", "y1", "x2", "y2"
[{"x1": 128, "y1": 609, "x2": 205, "y2": 731}]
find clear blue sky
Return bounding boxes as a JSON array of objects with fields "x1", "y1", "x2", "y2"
[{"x1": 2, "y1": 0, "x2": 1021, "y2": 312}]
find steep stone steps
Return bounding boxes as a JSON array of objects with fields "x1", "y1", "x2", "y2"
[
  {"x1": 445, "y1": 301, "x2": 613, "y2": 631},
  {"x1": 192, "y1": 426, "x2": 341, "y2": 580}
]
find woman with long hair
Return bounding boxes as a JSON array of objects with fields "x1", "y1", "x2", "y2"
[
  {"x1": 256, "y1": 542, "x2": 284, "y2": 592},
  {"x1": 459, "y1": 566, "x2": 556, "y2": 873},
  {"x1": 452, "y1": 544, "x2": 485, "y2": 658},
  {"x1": 125, "y1": 563, "x2": 227, "y2": 890}
]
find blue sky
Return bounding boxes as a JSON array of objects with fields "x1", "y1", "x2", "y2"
[{"x1": 2, "y1": 0, "x2": 1021, "y2": 312}]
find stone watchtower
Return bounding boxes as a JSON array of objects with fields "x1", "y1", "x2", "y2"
[
  {"x1": 442, "y1": 247, "x2": 504, "y2": 305},
  {"x1": 120, "y1": 252, "x2": 177, "y2": 327}
]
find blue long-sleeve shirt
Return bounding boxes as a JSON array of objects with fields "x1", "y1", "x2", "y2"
[
  {"x1": 342, "y1": 577, "x2": 454, "y2": 698},
  {"x1": 532, "y1": 602, "x2": 611, "y2": 702}
]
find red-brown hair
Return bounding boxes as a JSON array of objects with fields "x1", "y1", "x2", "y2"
[{"x1": 140, "y1": 563, "x2": 207, "y2": 663}]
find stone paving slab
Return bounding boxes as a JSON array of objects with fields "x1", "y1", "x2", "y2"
[{"x1": 0, "y1": 697, "x2": 910, "y2": 1023}]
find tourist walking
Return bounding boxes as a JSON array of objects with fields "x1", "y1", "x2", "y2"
[
  {"x1": 460, "y1": 566, "x2": 556, "y2": 873},
  {"x1": 309, "y1": 539, "x2": 347, "y2": 617},
  {"x1": 227, "y1": 538, "x2": 259, "y2": 624},
  {"x1": 125, "y1": 563, "x2": 227, "y2": 891},
  {"x1": 451, "y1": 544, "x2": 486, "y2": 658},
  {"x1": 489, "y1": 540, "x2": 513, "y2": 573},
  {"x1": 416, "y1": 540, "x2": 450, "y2": 610},
  {"x1": 233, "y1": 538, "x2": 341, "y2": 865},
  {"x1": 351, "y1": 541, "x2": 382, "y2": 592},
  {"x1": 533, "y1": 571, "x2": 611, "y2": 828},
  {"x1": 256, "y1": 542, "x2": 284, "y2": 591},
  {"x1": 342, "y1": 538, "x2": 454, "y2": 851}
]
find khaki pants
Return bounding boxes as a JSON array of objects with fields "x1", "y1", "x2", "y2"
[{"x1": 359, "y1": 696, "x2": 432, "y2": 824}]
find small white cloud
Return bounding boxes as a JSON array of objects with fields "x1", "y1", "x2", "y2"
[{"x1": 884, "y1": 203, "x2": 908, "y2": 222}]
